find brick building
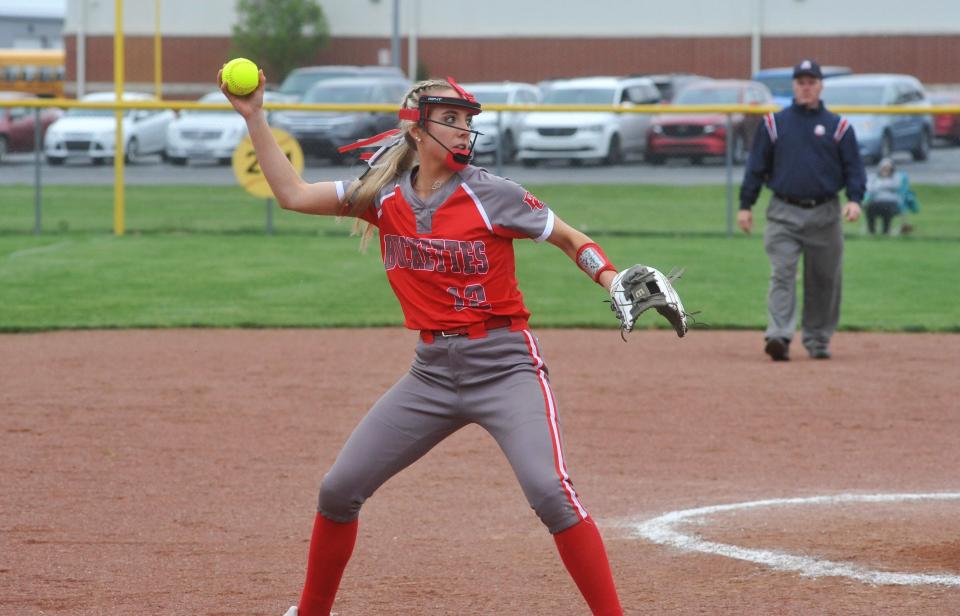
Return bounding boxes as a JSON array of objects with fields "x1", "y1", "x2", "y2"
[{"x1": 63, "y1": 0, "x2": 960, "y2": 97}]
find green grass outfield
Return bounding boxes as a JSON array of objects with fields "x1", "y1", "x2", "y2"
[{"x1": 1, "y1": 184, "x2": 958, "y2": 332}]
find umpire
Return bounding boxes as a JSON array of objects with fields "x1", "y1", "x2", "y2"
[{"x1": 739, "y1": 59, "x2": 865, "y2": 361}]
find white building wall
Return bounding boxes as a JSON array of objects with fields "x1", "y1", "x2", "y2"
[
  {"x1": 0, "y1": 15, "x2": 64, "y2": 48},
  {"x1": 65, "y1": 0, "x2": 235, "y2": 36},
  {"x1": 64, "y1": 0, "x2": 960, "y2": 37}
]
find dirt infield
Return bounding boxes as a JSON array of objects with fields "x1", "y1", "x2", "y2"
[{"x1": 2, "y1": 329, "x2": 958, "y2": 615}]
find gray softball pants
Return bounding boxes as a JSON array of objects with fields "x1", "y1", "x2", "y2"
[
  {"x1": 318, "y1": 327, "x2": 589, "y2": 534},
  {"x1": 763, "y1": 194, "x2": 844, "y2": 353}
]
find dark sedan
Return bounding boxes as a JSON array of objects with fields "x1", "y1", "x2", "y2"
[{"x1": 270, "y1": 76, "x2": 410, "y2": 164}]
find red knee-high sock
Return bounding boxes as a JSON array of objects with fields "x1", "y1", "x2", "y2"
[
  {"x1": 553, "y1": 517, "x2": 623, "y2": 616},
  {"x1": 298, "y1": 513, "x2": 358, "y2": 616}
]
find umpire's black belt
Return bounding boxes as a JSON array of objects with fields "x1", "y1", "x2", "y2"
[{"x1": 775, "y1": 193, "x2": 836, "y2": 208}]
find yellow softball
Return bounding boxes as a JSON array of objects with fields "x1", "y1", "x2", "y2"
[{"x1": 222, "y1": 58, "x2": 260, "y2": 96}]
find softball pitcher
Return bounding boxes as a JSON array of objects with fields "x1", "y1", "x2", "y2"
[{"x1": 221, "y1": 69, "x2": 684, "y2": 615}]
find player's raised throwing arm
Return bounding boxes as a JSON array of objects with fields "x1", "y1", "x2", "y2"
[{"x1": 219, "y1": 69, "x2": 345, "y2": 216}]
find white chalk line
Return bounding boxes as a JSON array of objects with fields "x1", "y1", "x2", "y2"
[
  {"x1": 7, "y1": 241, "x2": 72, "y2": 259},
  {"x1": 630, "y1": 492, "x2": 960, "y2": 587}
]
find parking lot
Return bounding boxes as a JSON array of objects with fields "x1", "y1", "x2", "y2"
[{"x1": 3, "y1": 143, "x2": 960, "y2": 186}]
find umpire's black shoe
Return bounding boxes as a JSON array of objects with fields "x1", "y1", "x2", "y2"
[
  {"x1": 810, "y1": 348, "x2": 832, "y2": 360},
  {"x1": 764, "y1": 337, "x2": 790, "y2": 361}
]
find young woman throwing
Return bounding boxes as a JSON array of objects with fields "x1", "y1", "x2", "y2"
[{"x1": 222, "y1": 70, "x2": 635, "y2": 615}]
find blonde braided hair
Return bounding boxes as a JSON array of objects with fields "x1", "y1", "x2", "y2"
[{"x1": 345, "y1": 78, "x2": 453, "y2": 250}]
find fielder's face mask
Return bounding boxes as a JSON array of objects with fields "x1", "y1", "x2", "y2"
[{"x1": 398, "y1": 77, "x2": 483, "y2": 172}]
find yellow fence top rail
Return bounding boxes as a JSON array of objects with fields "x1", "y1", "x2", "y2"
[{"x1": 2, "y1": 98, "x2": 960, "y2": 115}]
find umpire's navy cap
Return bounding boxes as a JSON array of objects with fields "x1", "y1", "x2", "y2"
[{"x1": 793, "y1": 59, "x2": 823, "y2": 79}]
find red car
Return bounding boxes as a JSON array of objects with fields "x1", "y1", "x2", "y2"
[
  {"x1": 0, "y1": 92, "x2": 62, "y2": 162},
  {"x1": 930, "y1": 93, "x2": 960, "y2": 145},
  {"x1": 645, "y1": 80, "x2": 773, "y2": 165}
]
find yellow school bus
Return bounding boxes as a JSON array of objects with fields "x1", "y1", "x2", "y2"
[{"x1": 0, "y1": 49, "x2": 65, "y2": 98}]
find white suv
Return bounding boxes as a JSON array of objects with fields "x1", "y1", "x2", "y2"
[
  {"x1": 461, "y1": 81, "x2": 541, "y2": 163},
  {"x1": 517, "y1": 76, "x2": 661, "y2": 166}
]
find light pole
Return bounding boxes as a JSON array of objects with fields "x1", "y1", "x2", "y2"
[
  {"x1": 154, "y1": 0, "x2": 162, "y2": 99},
  {"x1": 751, "y1": 0, "x2": 763, "y2": 76},
  {"x1": 391, "y1": 0, "x2": 401, "y2": 69},
  {"x1": 77, "y1": 0, "x2": 87, "y2": 97},
  {"x1": 406, "y1": 0, "x2": 419, "y2": 81}
]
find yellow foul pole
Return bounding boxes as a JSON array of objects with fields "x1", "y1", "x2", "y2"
[
  {"x1": 154, "y1": 0, "x2": 162, "y2": 99},
  {"x1": 113, "y1": 0, "x2": 125, "y2": 236}
]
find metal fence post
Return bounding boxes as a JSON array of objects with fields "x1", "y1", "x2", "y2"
[
  {"x1": 724, "y1": 113, "x2": 734, "y2": 238},
  {"x1": 265, "y1": 198, "x2": 274, "y2": 235},
  {"x1": 33, "y1": 107, "x2": 42, "y2": 235},
  {"x1": 494, "y1": 110, "x2": 504, "y2": 177}
]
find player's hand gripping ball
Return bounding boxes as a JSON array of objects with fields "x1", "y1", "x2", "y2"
[{"x1": 221, "y1": 58, "x2": 260, "y2": 96}]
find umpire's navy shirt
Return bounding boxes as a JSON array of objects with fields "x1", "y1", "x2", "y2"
[{"x1": 739, "y1": 100, "x2": 866, "y2": 210}]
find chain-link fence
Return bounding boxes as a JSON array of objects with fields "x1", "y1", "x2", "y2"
[{"x1": 3, "y1": 98, "x2": 960, "y2": 240}]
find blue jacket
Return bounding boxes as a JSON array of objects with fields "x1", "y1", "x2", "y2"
[{"x1": 739, "y1": 101, "x2": 866, "y2": 210}]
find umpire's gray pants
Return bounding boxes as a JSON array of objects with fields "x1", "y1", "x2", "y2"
[
  {"x1": 318, "y1": 327, "x2": 589, "y2": 534},
  {"x1": 763, "y1": 195, "x2": 844, "y2": 353}
]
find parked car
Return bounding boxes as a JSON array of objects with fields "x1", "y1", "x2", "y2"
[
  {"x1": 516, "y1": 76, "x2": 661, "y2": 166},
  {"x1": 270, "y1": 76, "x2": 410, "y2": 163},
  {"x1": 821, "y1": 74, "x2": 933, "y2": 163},
  {"x1": 43, "y1": 92, "x2": 175, "y2": 165},
  {"x1": 645, "y1": 80, "x2": 772, "y2": 164},
  {"x1": 277, "y1": 65, "x2": 406, "y2": 102},
  {"x1": 536, "y1": 77, "x2": 569, "y2": 97},
  {"x1": 460, "y1": 81, "x2": 540, "y2": 163},
  {"x1": 0, "y1": 92, "x2": 62, "y2": 161},
  {"x1": 930, "y1": 92, "x2": 960, "y2": 145},
  {"x1": 753, "y1": 65, "x2": 851, "y2": 108},
  {"x1": 634, "y1": 73, "x2": 711, "y2": 103},
  {"x1": 164, "y1": 90, "x2": 284, "y2": 165}
]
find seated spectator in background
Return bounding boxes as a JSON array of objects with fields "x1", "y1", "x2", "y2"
[{"x1": 863, "y1": 158, "x2": 919, "y2": 235}]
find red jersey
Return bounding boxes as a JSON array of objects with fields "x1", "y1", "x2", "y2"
[{"x1": 354, "y1": 165, "x2": 555, "y2": 331}]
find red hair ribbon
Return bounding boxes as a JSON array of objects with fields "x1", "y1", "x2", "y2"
[{"x1": 337, "y1": 128, "x2": 401, "y2": 154}]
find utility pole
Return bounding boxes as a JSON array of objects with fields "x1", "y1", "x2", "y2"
[
  {"x1": 406, "y1": 0, "x2": 419, "y2": 80},
  {"x1": 391, "y1": 0, "x2": 401, "y2": 69},
  {"x1": 77, "y1": 0, "x2": 87, "y2": 97},
  {"x1": 751, "y1": 0, "x2": 763, "y2": 76}
]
